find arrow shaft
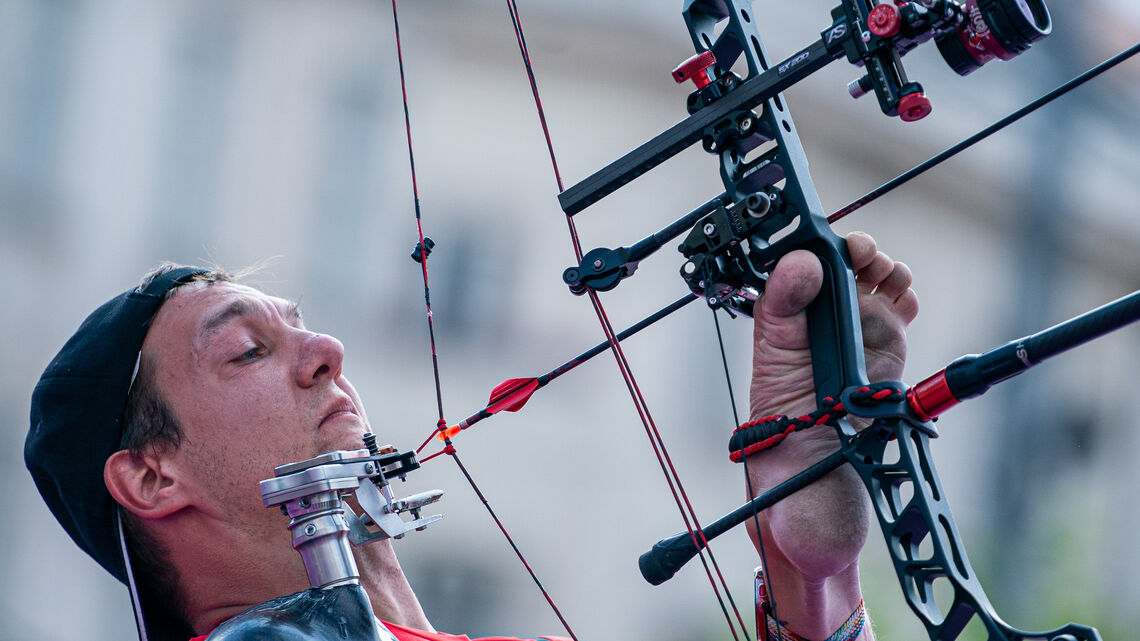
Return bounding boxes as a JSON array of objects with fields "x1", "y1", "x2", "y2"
[{"x1": 445, "y1": 293, "x2": 701, "y2": 437}]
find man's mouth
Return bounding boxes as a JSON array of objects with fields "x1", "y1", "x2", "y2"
[{"x1": 319, "y1": 399, "x2": 358, "y2": 429}]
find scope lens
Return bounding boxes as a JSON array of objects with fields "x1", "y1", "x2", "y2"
[{"x1": 936, "y1": 0, "x2": 1052, "y2": 75}]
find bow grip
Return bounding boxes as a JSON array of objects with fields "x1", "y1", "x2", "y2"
[
  {"x1": 805, "y1": 224, "x2": 870, "y2": 405},
  {"x1": 756, "y1": 212, "x2": 870, "y2": 407}
]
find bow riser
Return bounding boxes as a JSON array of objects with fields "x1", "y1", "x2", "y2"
[{"x1": 558, "y1": 1, "x2": 1101, "y2": 640}]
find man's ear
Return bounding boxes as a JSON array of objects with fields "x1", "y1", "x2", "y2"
[{"x1": 104, "y1": 449, "x2": 189, "y2": 519}]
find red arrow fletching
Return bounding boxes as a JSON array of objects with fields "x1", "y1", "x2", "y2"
[{"x1": 487, "y1": 377, "x2": 541, "y2": 413}]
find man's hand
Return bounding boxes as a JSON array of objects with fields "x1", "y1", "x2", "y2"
[{"x1": 743, "y1": 232, "x2": 918, "y2": 639}]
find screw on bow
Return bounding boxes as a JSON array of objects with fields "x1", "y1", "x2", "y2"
[{"x1": 672, "y1": 50, "x2": 717, "y2": 89}]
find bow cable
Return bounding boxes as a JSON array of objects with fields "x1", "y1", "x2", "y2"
[
  {"x1": 504, "y1": 1, "x2": 752, "y2": 639},
  {"x1": 388, "y1": 3, "x2": 579, "y2": 639}
]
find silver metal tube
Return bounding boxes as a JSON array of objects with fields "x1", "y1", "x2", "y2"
[{"x1": 285, "y1": 490, "x2": 359, "y2": 588}]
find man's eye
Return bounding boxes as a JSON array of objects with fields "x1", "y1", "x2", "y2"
[{"x1": 237, "y1": 346, "x2": 267, "y2": 362}]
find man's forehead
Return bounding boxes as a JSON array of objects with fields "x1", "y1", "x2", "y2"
[{"x1": 149, "y1": 281, "x2": 300, "y2": 347}]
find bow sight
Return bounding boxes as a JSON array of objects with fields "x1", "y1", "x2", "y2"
[
  {"x1": 561, "y1": 0, "x2": 1052, "y2": 304},
  {"x1": 560, "y1": 0, "x2": 1055, "y2": 419}
]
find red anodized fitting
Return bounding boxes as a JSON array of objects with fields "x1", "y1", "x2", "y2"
[
  {"x1": 906, "y1": 371, "x2": 959, "y2": 421},
  {"x1": 898, "y1": 91, "x2": 932, "y2": 122},
  {"x1": 868, "y1": 3, "x2": 902, "y2": 38},
  {"x1": 672, "y1": 50, "x2": 717, "y2": 89}
]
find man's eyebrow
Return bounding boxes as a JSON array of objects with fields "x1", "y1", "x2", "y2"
[
  {"x1": 195, "y1": 299, "x2": 258, "y2": 350},
  {"x1": 194, "y1": 298, "x2": 305, "y2": 352},
  {"x1": 285, "y1": 300, "x2": 303, "y2": 326}
]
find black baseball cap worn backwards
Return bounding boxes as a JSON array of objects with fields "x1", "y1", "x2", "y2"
[{"x1": 26, "y1": 266, "x2": 208, "y2": 640}]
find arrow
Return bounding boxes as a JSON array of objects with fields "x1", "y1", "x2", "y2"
[{"x1": 422, "y1": 293, "x2": 699, "y2": 448}]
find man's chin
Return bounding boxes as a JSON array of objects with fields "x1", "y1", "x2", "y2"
[{"x1": 317, "y1": 415, "x2": 372, "y2": 454}]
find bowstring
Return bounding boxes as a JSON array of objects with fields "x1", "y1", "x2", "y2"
[
  {"x1": 388, "y1": 3, "x2": 579, "y2": 639},
  {"x1": 503, "y1": 1, "x2": 751, "y2": 639},
  {"x1": 389, "y1": 0, "x2": 443, "y2": 428}
]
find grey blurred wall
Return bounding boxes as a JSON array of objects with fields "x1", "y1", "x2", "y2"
[{"x1": 3, "y1": 1, "x2": 1140, "y2": 640}]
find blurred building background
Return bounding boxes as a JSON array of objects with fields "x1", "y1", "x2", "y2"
[{"x1": 2, "y1": 1, "x2": 1139, "y2": 640}]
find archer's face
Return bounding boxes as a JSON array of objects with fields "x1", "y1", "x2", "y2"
[{"x1": 142, "y1": 281, "x2": 372, "y2": 525}]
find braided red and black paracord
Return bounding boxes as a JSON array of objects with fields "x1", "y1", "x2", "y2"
[{"x1": 728, "y1": 383, "x2": 904, "y2": 463}]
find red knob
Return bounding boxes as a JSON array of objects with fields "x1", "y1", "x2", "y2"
[
  {"x1": 898, "y1": 91, "x2": 932, "y2": 122},
  {"x1": 868, "y1": 4, "x2": 901, "y2": 38},
  {"x1": 672, "y1": 50, "x2": 717, "y2": 90}
]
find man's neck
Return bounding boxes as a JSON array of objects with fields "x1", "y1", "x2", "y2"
[
  {"x1": 164, "y1": 509, "x2": 431, "y2": 635},
  {"x1": 354, "y1": 540, "x2": 433, "y2": 630}
]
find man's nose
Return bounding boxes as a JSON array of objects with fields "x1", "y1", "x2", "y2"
[{"x1": 294, "y1": 331, "x2": 346, "y2": 387}]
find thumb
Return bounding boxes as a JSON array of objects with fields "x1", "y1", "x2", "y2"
[{"x1": 752, "y1": 249, "x2": 824, "y2": 351}]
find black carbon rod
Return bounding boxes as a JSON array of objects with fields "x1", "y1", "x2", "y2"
[
  {"x1": 830, "y1": 42, "x2": 1140, "y2": 223},
  {"x1": 638, "y1": 449, "x2": 845, "y2": 584}
]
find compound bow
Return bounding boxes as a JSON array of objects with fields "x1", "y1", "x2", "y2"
[{"x1": 389, "y1": 2, "x2": 1140, "y2": 640}]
